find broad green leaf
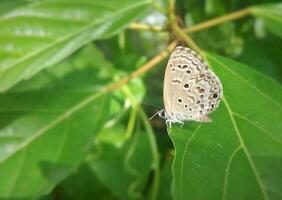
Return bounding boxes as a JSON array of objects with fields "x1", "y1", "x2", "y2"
[
  {"x1": 237, "y1": 35, "x2": 282, "y2": 83},
  {"x1": 0, "y1": 0, "x2": 152, "y2": 92},
  {"x1": 89, "y1": 129, "x2": 154, "y2": 200},
  {"x1": 251, "y1": 3, "x2": 282, "y2": 38},
  {"x1": 170, "y1": 53, "x2": 282, "y2": 200},
  {"x1": 0, "y1": 1, "x2": 31, "y2": 16},
  {"x1": 0, "y1": 66, "x2": 111, "y2": 199},
  {"x1": 11, "y1": 44, "x2": 114, "y2": 92},
  {"x1": 157, "y1": 155, "x2": 173, "y2": 200},
  {"x1": 54, "y1": 163, "x2": 117, "y2": 200}
]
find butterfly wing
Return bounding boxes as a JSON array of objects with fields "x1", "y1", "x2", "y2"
[
  {"x1": 163, "y1": 46, "x2": 223, "y2": 122},
  {"x1": 163, "y1": 49, "x2": 175, "y2": 118}
]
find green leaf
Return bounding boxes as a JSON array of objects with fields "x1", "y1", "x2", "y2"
[
  {"x1": 54, "y1": 163, "x2": 117, "y2": 200},
  {"x1": 0, "y1": 0, "x2": 152, "y2": 92},
  {"x1": 89, "y1": 129, "x2": 154, "y2": 200},
  {"x1": 251, "y1": 3, "x2": 282, "y2": 38},
  {"x1": 157, "y1": 155, "x2": 173, "y2": 200},
  {"x1": 170, "y1": 53, "x2": 282, "y2": 200},
  {"x1": 0, "y1": 1, "x2": 29, "y2": 16},
  {"x1": 12, "y1": 44, "x2": 114, "y2": 92},
  {"x1": 0, "y1": 68, "x2": 110, "y2": 199},
  {"x1": 237, "y1": 35, "x2": 282, "y2": 83}
]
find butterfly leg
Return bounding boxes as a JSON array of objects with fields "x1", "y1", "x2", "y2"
[
  {"x1": 165, "y1": 120, "x2": 172, "y2": 128},
  {"x1": 179, "y1": 121, "x2": 184, "y2": 127}
]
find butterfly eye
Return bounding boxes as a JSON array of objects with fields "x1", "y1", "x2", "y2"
[{"x1": 161, "y1": 111, "x2": 165, "y2": 117}]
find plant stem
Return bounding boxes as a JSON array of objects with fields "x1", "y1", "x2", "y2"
[
  {"x1": 139, "y1": 109, "x2": 160, "y2": 200},
  {"x1": 104, "y1": 41, "x2": 177, "y2": 93},
  {"x1": 184, "y1": 7, "x2": 251, "y2": 33},
  {"x1": 129, "y1": 6, "x2": 251, "y2": 35},
  {"x1": 172, "y1": 24, "x2": 202, "y2": 52},
  {"x1": 122, "y1": 84, "x2": 160, "y2": 200},
  {"x1": 125, "y1": 106, "x2": 137, "y2": 140},
  {"x1": 128, "y1": 23, "x2": 166, "y2": 32},
  {"x1": 168, "y1": 0, "x2": 201, "y2": 53}
]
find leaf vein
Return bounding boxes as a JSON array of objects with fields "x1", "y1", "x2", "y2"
[
  {"x1": 222, "y1": 145, "x2": 242, "y2": 200},
  {"x1": 223, "y1": 97, "x2": 269, "y2": 200},
  {"x1": 179, "y1": 124, "x2": 202, "y2": 199},
  {"x1": 2, "y1": 1, "x2": 149, "y2": 72},
  {"x1": 0, "y1": 1, "x2": 150, "y2": 91},
  {"x1": 6, "y1": 148, "x2": 27, "y2": 197},
  {"x1": 0, "y1": 92, "x2": 102, "y2": 165},
  {"x1": 233, "y1": 112, "x2": 282, "y2": 145},
  {"x1": 207, "y1": 55, "x2": 282, "y2": 107},
  {"x1": 32, "y1": 118, "x2": 70, "y2": 196}
]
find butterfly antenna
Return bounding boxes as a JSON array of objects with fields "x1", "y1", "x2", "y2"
[{"x1": 149, "y1": 110, "x2": 160, "y2": 121}]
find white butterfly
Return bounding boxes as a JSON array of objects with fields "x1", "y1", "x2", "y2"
[{"x1": 152, "y1": 46, "x2": 223, "y2": 128}]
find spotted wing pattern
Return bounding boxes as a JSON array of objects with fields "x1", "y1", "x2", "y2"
[{"x1": 162, "y1": 46, "x2": 223, "y2": 125}]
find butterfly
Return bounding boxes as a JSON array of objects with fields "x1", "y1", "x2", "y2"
[{"x1": 152, "y1": 46, "x2": 223, "y2": 128}]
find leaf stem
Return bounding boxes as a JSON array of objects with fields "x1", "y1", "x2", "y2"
[
  {"x1": 121, "y1": 85, "x2": 142, "y2": 140},
  {"x1": 128, "y1": 23, "x2": 166, "y2": 32},
  {"x1": 125, "y1": 106, "x2": 137, "y2": 140},
  {"x1": 139, "y1": 109, "x2": 160, "y2": 200},
  {"x1": 168, "y1": 0, "x2": 201, "y2": 53},
  {"x1": 122, "y1": 83, "x2": 160, "y2": 200},
  {"x1": 103, "y1": 41, "x2": 177, "y2": 93},
  {"x1": 129, "y1": 5, "x2": 251, "y2": 36},
  {"x1": 172, "y1": 25, "x2": 202, "y2": 53},
  {"x1": 184, "y1": 7, "x2": 251, "y2": 33}
]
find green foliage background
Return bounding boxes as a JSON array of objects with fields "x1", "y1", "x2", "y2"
[{"x1": 0, "y1": 0, "x2": 281, "y2": 200}]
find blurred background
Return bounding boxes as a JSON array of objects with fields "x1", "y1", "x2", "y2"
[{"x1": 0, "y1": 0, "x2": 281, "y2": 199}]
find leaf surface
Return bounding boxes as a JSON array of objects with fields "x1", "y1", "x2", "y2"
[
  {"x1": 0, "y1": 46, "x2": 112, "y2": 199},
  {"x1": 89, "y1": 129, "x2": 155, "y2": 200},
  {"x1": 170, "y1": 53, "x2": 282, "y2": 200},
  {"x1": 0, "y1": 0, "x2": 151, "y2": 92}
]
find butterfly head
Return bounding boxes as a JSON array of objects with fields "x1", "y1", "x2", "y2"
[{"x1": 158, "y1": 109, "x2": 166, "y2": 119}]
